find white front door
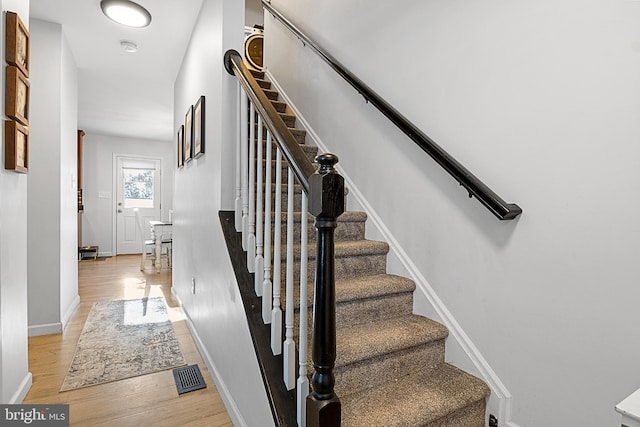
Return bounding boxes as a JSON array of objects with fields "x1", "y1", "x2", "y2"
[{"x1": 115, "y1": 156, "x2": 161, "y2": 255}]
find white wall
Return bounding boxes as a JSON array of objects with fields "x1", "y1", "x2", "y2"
[
  {"x1": 28, "y1": 18, "x2": 79, "y2": 336},
  {"x1": 59, "y1": 24, "x2": 79, "y2": 328},
  {"x1": 173, "y1": 0, "x2": 273, "y2": 425},
  {"x1": 81, "y1": 133, "x2": 173, "y2": 256},
  {"x1": 264, "y1": 1, "x2": 640, "y2": 426},
  {"x1": 0, "y1": 0, "x2": 31, "y2": 403}
]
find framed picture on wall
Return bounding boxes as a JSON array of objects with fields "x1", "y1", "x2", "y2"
[
  {"x1": 5, "y1": 65, "x2": 29, "y2": 126},
  {"x1": 5, "y1": 120, "x2": 28, "y2": 173},
  {"x1": 5, "y1": 11, "x2": 29, "y2": 77},
  {"x1": 177, "y1": 124, "x2": 184, "y2": 168},
  {"x1": 184, "y1": 105, "x2": 193, "y2": 163},
  {"x1": 193, "y1": 96, "x2": 205, "y2": 158}
]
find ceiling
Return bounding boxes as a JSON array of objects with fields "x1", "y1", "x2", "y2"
[{"x1": 29, "y1": 0, "x2": 204, "y2": 142}]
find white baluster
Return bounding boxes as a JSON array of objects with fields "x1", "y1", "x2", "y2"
[
  {"x1": 262, "y1": 131, "x2": 273, "y2": 324},
  {"x1": 255, "y1": 116, "x2": 264, "y2": 295},
  {"x1": 283, "y1": 168, "x2": 296, "y2": 390},
  {"x1": 271, "y1": 147, "x2": 283, "y2": 355},
  {"x1": 235, "y1": 84, "x2": 244, "y2": 231},
  {"x1": 247, "y1": 103, "x2": 256, "y2": 272},
  {"x1": 240, "y1": 92, "x2": 249, "y2": 244},
  {"x1": 297, "y1": 191, "x2": 309, "y2": 427}
]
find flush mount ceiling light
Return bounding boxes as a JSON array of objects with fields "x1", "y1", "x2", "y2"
[
  {"x1": 120, "y1": 40, "x2": 138, "y2": 53},
  {"x1": 100, "y1": 0, "x2": 151, "y2": 28}
]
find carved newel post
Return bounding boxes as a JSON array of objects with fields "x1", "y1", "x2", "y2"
[{"x1": 307, "y1": 153, "x2": 344, "y2": 427}]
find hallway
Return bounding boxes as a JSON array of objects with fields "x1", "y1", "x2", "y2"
[{"x1": 23, "y1": 255, "x2": 233, "y2": 426}]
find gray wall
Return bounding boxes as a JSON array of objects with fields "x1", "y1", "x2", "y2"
[
  {"x1": 245, "y1": 0, "x2": 263, "y2": 27},
  {"x1": 81, "y1": 133, "x2": 173, "y2": 256},
  {"x1": 27, "y1": 18, "x2": 80, "y2": 336},
  {"x1": 0, "y1": 0, "x2": 31, "y2": 403},
  {"x1": 264, "y1": 0, "x2": 640, "y2": 426}
]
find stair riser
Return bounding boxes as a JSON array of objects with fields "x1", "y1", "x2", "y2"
[
  {"x1": 279, "y1": 253, "x2": 387, "y2": 285},
  {"x1": 333, "y1": 341, "x2": 446, "y2": 398},
  {"x1": 256, "y1": 79, "x2": 271, "y2": 90},
  {"x1": 293, "y1": 291, "x2": 414, "y2": 337},
  {"x1": 262, "y1": 88, "x2": 278, "y2": 100},
  {"x1": 250, "y1": 219, "x2": 365, "y2": 247},
  {"x1": 427, "y1": 399, "x2": 486, "y2": 427},
  {"x1": 271, "y1": 101, "x2": 286, "y2": 113},
  {"x1": 262, "y1": 218, "x2": 365, "y2": 243}
]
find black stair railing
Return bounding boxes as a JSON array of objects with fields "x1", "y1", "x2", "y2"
[
  {"x1": 261, "y1": 1, "x2": 522, "y2": 221},
  {"x1": 224, "y1": 50, "x2": 342, "y2": 426}
]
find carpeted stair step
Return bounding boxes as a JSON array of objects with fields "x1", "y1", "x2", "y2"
[
  {"x1": 280, "y1": 239, "x2": 389, "y2": 284},
  {"x1": 293, "y1": 273, "x2": 416, "y2": 337},
  {"x1": 275, "y1": 211, "x2": 367, "y2": 243},
  {"x1": 259, "y1": 145, "x2": 318, "y2": 167},
  {"x1": 255, "y1": 78, "x2": 271, "y2": 90},
  {"x1": 279, "y1": 112, "x2": 296, "y2": 128},
  {"x1": 250, "y1": 69, "x2": 264, "y2": 79},
  {"x1": 253, "y1": 123, "x2": 307, "y2": 144},
  {"x1": 332, "y1": 314, "x2": 449, "y2": 398},
  {"x1": 265, "y1": 182, "x2": 349, "y2": 212},
  {"x1": 271, "y1": 100, "x2": 287, "y2": 113},
  {"x1": 261, "y1": 87, "x2": 279, "y2": 101},
  {"x1": 261, "y1": 151, "x2": 320, "y2": 176},
  {"x1": 341, "y1": 363, "x2": 490, "y2": 427}
]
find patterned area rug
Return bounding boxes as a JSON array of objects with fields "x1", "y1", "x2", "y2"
[{"x1": 60, "y1": 297, "x2": 186, "y2": 391}]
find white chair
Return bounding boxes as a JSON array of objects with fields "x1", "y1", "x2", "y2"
[
  {"x1": 153, "y1": 223, "x2": 172, "y2": 269},
  {"x1": 134, "y1": 208, "x2": 156, "y2": 271}
]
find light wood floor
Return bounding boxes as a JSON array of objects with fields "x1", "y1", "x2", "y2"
[{"x1": 23, "y1": 255, "x2": 234, "y2": 427}]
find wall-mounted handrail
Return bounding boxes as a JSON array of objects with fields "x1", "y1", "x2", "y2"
[
  {"x1": 261, "y1": 1, "x2": 522, "y2": 221},
  {"x1": 225, "y1": 49, "x2": 316, "y2": 194}
]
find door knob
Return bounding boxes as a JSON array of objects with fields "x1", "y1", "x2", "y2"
[{"x1": 117, "y1": 209, "x2": 123, "y2": 213}]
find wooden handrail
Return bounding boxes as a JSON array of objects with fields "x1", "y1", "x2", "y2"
[{"x1": 261, "y1": 1, "x2": 522, "y2": 221}]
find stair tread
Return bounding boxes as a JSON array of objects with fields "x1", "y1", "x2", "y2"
[
  {"x1": 279, "y1": 210, "x2": 367, "y2": 223},
  {"x1": 335, "y1": 274, "x2": 415, "y2": 303},
  {"x1": 295, "y1": 274, "x2": 415, "y2": 309},
  {"x1": 286, "y1": 239, "x2": 389, "y2": 260},
  {"x1": 341, "y1": 363, "x2": 490, "y2": 427},
  {"x1": 335, "y1": 314, "x2": 448, "y2": 368}
]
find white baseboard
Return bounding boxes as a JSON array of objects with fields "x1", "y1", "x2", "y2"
[
  {"x1": 171, "y1": 288, "x2": 247, "y2": 427},
  {"x1": 266, "y1": 70, "x2": 518, "y2": 427},
  {"x1": 9, "y1": 372, "x2": 32, "y2": 403},
  {"x1": 61, "y1": 295, "x2": 80, "y2": 330},
  {"x1": 28, "y1": 322, "x2": 62, "y2": 337},
  {"x1": 28, "y1": 295, "x2": 80, "y2": 337}
]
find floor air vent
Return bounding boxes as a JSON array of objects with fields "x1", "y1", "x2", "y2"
[{"x1": 173, "y1": 364, "x2": 207, "y2": 394}]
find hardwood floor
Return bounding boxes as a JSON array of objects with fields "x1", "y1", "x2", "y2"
[{"x1": 23, "y1": 255, "x2": 234, "y2": 427}]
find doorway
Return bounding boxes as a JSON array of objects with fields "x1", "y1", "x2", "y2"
[{"x1": 115, "y1": 156, "x2": 161, "y2": 255}]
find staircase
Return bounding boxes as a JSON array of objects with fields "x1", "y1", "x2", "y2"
[{"x1": 243, "y1": 68, "x2": 490, "y2": 426}]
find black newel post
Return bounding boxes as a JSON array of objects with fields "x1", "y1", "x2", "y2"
[{"x1": 307, "y1": 153, "x2": 344, "y2": 427}]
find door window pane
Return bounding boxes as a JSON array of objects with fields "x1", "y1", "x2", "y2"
[{"x1": 123, "y1": 168, "x2": 154, "y2": 208}]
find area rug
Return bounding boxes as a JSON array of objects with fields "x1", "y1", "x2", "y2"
[{"x1": 60, "y1": 297, "x2": 186, "y2": 391}]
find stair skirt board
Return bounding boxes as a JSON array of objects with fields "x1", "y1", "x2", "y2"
[
  {"x1": 220, "y1": 212, "x2": 297, "y2": 427},
  {"x1": 263, "y1": 69, "x2": 515, "y2": 426}
]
